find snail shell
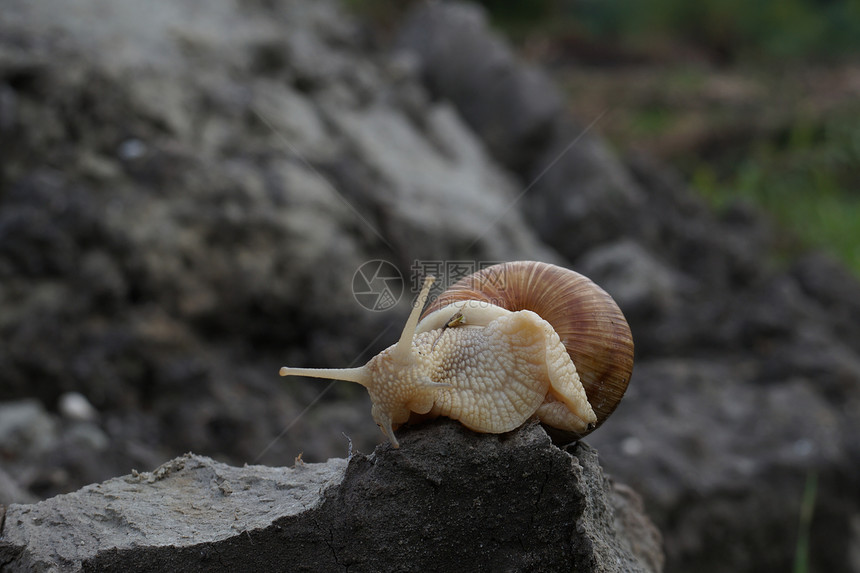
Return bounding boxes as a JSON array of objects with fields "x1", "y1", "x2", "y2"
[{"x1": 421, "y1": 261, "x2": 634, "y2": 434}]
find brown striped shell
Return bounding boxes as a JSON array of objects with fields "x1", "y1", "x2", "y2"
[{"x1": 421, "y1": 261, "x2": 634, "y2": 435}]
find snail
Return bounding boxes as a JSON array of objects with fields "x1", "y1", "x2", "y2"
[{"x1": 279, "y1": 261, "x2": 634, "y2": 447}]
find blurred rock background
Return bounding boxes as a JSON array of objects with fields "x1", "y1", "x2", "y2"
[{"x1": 0, "y1": 1, "x2": 858, "y2": 571}]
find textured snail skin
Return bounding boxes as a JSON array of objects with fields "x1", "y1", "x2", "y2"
[
  {"x1": 280, "y1": 261, "x2": 633, "y2": 447},
  {"x1": 413, "y1": 306, "x2": 597, "y2": 434}
]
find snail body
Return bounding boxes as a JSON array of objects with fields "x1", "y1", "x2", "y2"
[{"x1": 280, "y1": 261, "x2": 633, "y2": 447}]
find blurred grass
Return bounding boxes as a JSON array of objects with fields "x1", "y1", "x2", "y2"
[{"x1": 793, "y1": 470, "x2": 818, "y2": 573}]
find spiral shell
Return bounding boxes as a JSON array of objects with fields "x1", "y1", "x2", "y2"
[{"x1": 421, "y1": 261, "x2": 634, "y2": 433}]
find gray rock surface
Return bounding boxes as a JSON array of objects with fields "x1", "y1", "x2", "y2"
[
  {"x1": 0, "y1": 0, "x2": 556, "y2": 483},
  {"x1": 0, "y1": 421, "x2": 663, "y2": 573},
  {"x1": 0, "y1": 469, "x2": 35, "y2": 506},
  {"x1": 397, "y1": 1, "x2": 647, "y2": 257},
  {"x1": 396, "y1": 2, "x2": 564, "y2": 172}
]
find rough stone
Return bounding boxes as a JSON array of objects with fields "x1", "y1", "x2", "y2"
[
  {"x1": 0, "y1": 0, "x2": 557, "y2": 490},
  {"x1": 0, "y1": 400, "x2": 57, "y2": 459},
  {"x1": 0, "y1": 469, "x2": 35, "y2": 506},
  {"x1": 396, "y1": 2, "x2": 564, "y2": 172},
  {"x1": 397, "y1": 1, "x2": 647, "y2": 258},
  {"x1": 0, "y1": 421, "x2": 663, "y2": 573},
  {"x1": 576, "y1": 239, "x2": 693, "y2": 322}
]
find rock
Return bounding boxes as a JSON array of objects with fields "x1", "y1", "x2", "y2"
[
  {"x1": 0, "y1": 468, "x2": 36, "y2": 506},
  {"x1": 0, "y1": 0, "x2": 557, "y2": 484},
  {"x1": 588, "y1": 353, "x2": 859, "y2": 572},
  {"x1": 0, "y1": 399, "x2": 122, "y2": 500},
  {"x1": 576, "y1": 239, "x2": 693, "y2": 322},
  {"x1": 0, "y1": 421, "x2": 663, "y2": 572},
  {"x1": 0, "y1": 400, "x2": 57, "y2": 459},
  {"x1": 397, "y1": 1, "x2": 646, "y2": 258},
  {"x1": 396, "y1": 2, "x2": 563, "y2": 172},
  {"x1": 623, "y1": 152, "x2": 773, "y2": 291},
  {"x1": 58, "y1": 392, "x2": 100, "y2": 423},
  {"x1": 791, "y1": 252, "x2": 860, "y2": 349}
]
